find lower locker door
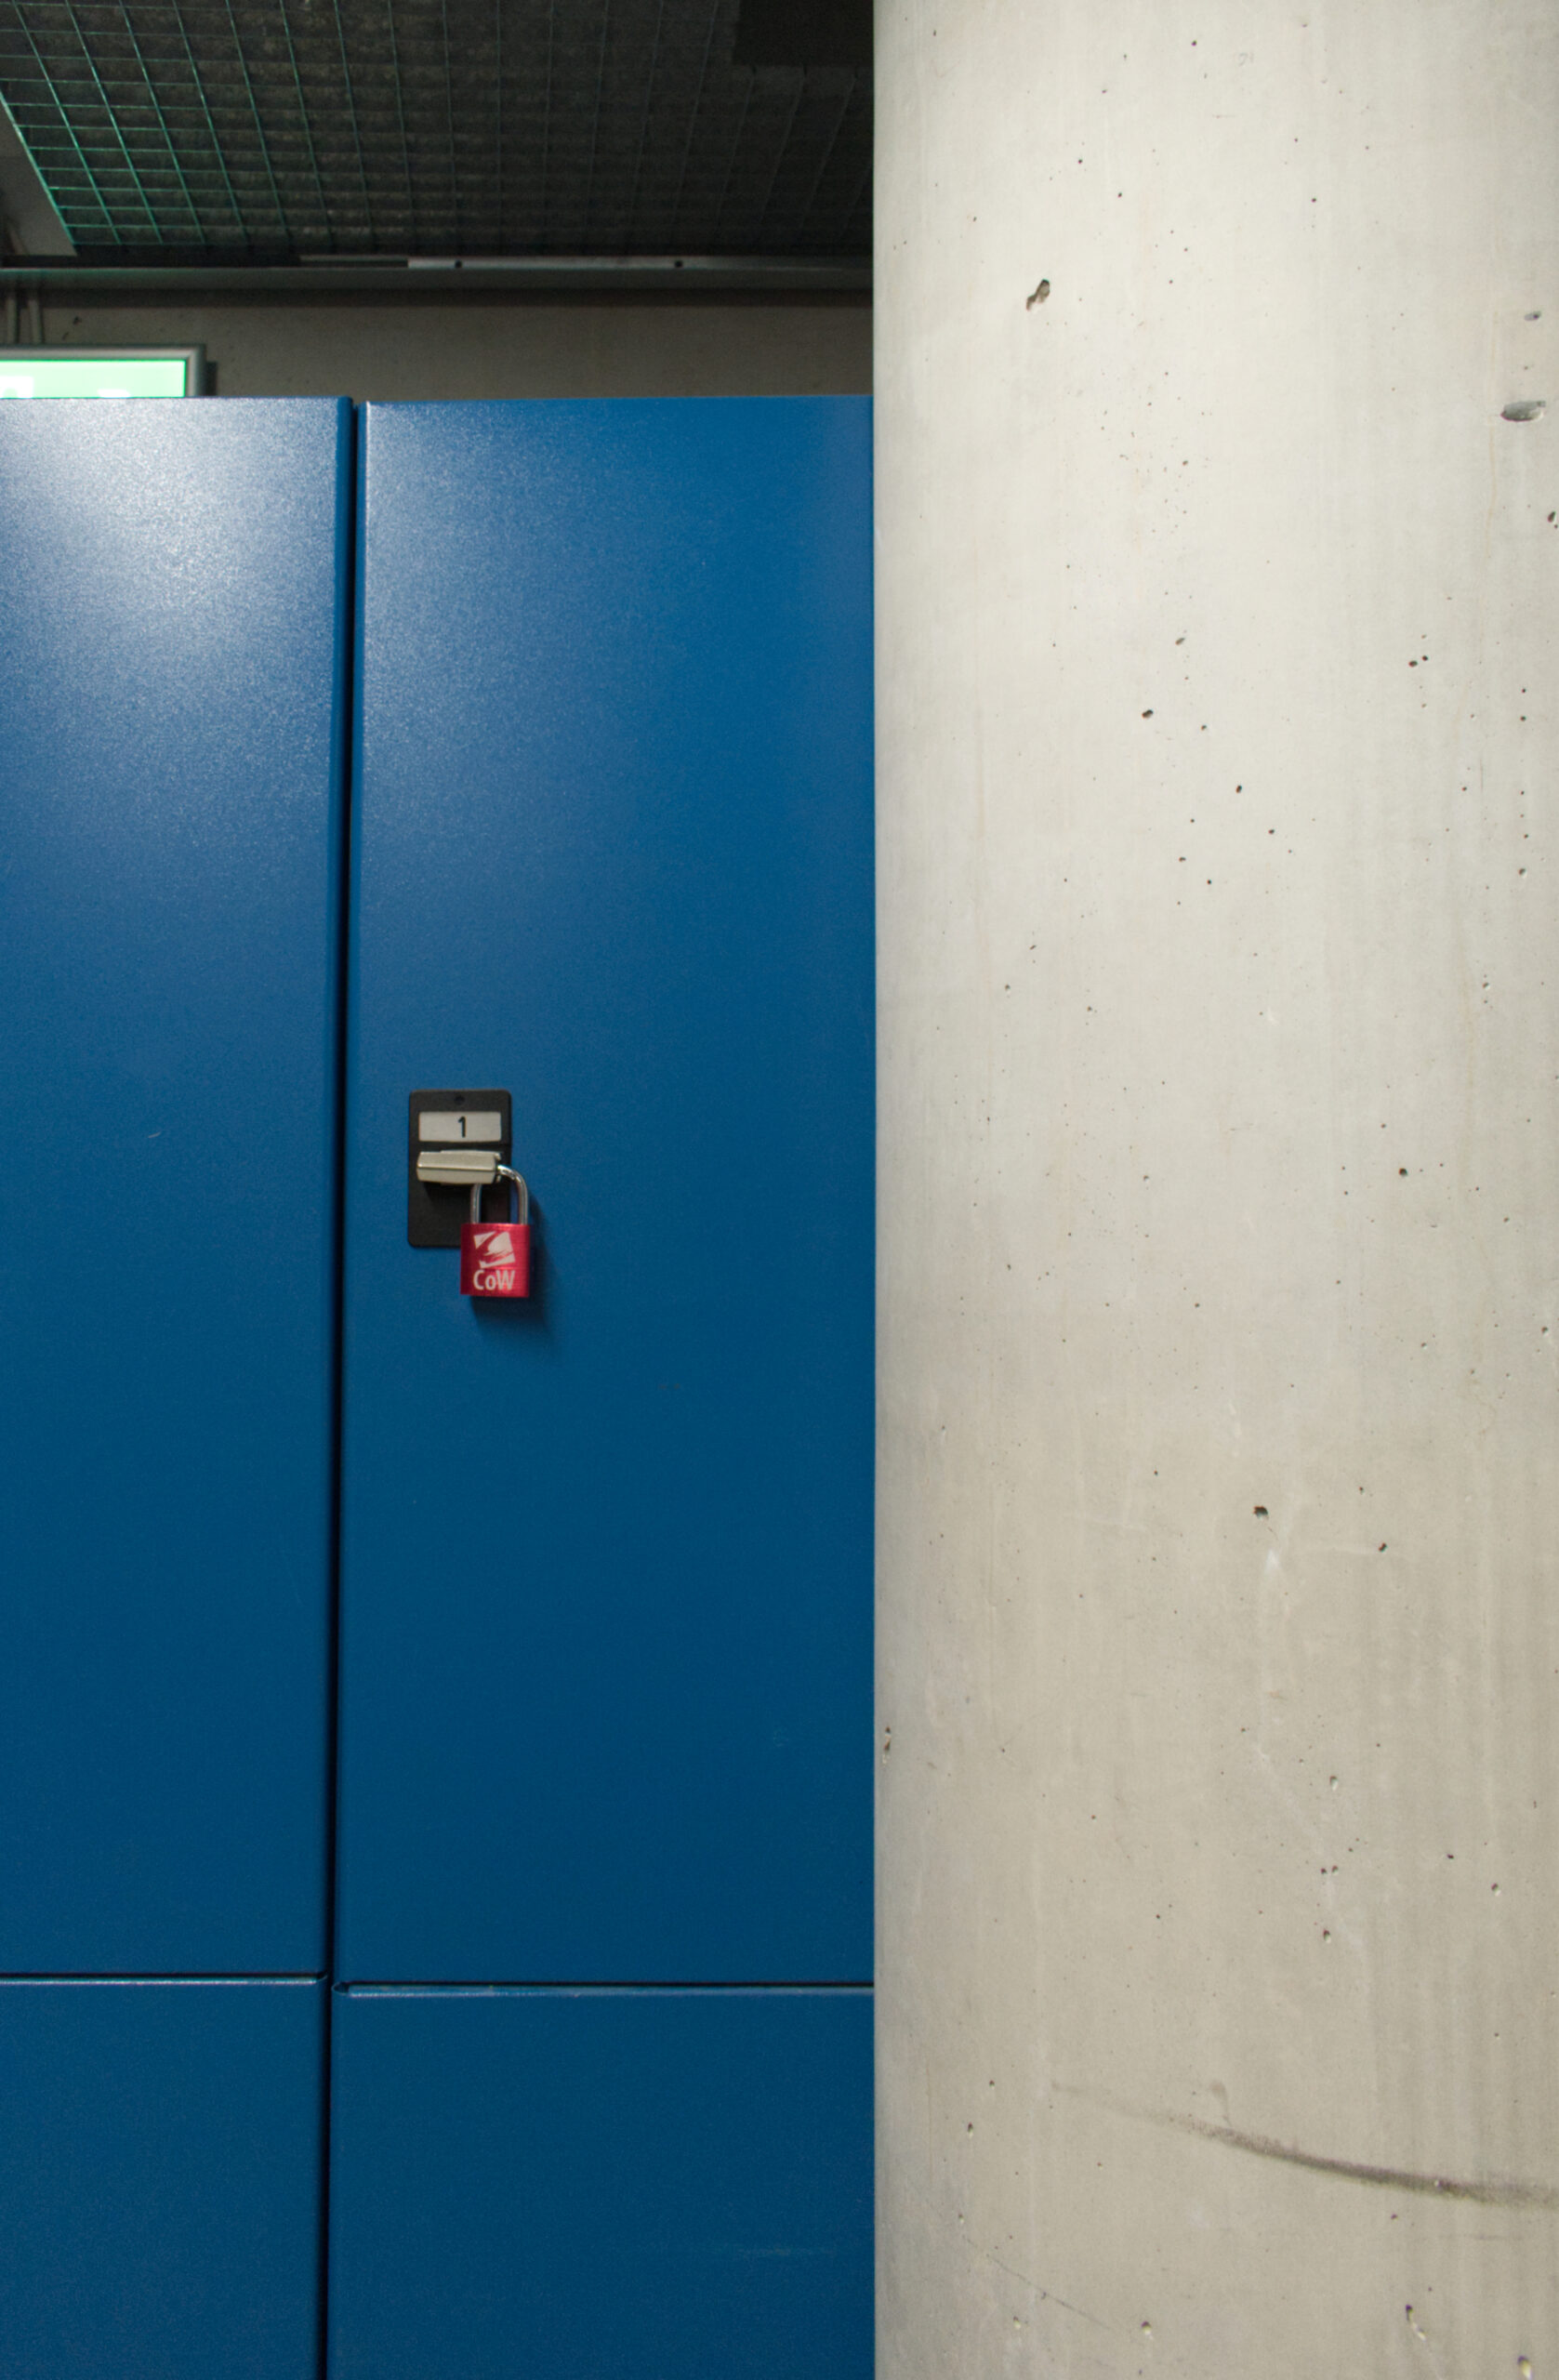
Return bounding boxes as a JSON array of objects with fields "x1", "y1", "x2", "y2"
[
  {"x1": 326, "y1": 1985, "x2": 873, "y2": 2380},
  {"x1": 0, "y1": 1979, "x2": 325, "y2": 2380}
]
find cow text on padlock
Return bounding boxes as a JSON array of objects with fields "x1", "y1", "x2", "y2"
[{"x1": 458, "y1": 1167, "x2": 531, "y2": 1299}]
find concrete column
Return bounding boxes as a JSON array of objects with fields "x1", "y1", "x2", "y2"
[{"x1": 875, "y1": 4, "x2": 1559, "y2": 2372}]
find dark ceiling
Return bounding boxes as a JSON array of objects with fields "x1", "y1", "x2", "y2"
[{"x1": 0, "y1": 0, "x2": 871, "y2": 262}]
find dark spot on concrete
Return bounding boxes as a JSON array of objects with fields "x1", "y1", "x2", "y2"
[
  {"x1": 1142, "y1": 708, "x2": 1154, "y2": 717},
  {"x1": 1253, "y1": 1504, "x2": 1268, "y2": 1517},
  {"x1": 1026, "y1": 279, "x2": 1051, "y2": 309},
  {"x1": 1501, "y1": 400, "x2": 1546, "y2": 422}
]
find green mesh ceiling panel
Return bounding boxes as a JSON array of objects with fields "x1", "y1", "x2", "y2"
[{"x1": 0, "y1": 1, "x2": 870, "y2": 257}]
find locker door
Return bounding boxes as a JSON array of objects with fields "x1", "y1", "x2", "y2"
[
  {"x1": 333, "y1": 401, "x2": 872, "y2": 2373},
  {"x1": 337, "y1": 400, "x2": 873, "y2": 1985},
  {"x1": 0, "y1": 400, "x2": 349, "y2": 1976},
  {"x1": 327, "y1": 1985, "x2": 872, "y2": 2380},
  {"x1": 0, "y1": 401, "x2": 349, "y2": 2377},
  {"x1": 0, "y1": 1979, "x2": 326, "y2": 2380}
]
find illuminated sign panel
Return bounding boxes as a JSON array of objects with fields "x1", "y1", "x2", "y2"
[{"x1": 0, "y1": 349, "x2": 203, "y2": 399}]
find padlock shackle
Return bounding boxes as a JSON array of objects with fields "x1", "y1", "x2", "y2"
[
  {"x1": 496, "y1": 1166, "x2": 529, "y2": 1228},
  {"x1": 467, "y1": 1165, "x2": 529, "y2": 1226}
]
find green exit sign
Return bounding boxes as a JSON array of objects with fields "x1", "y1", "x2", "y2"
[{"x1": 0, "y1": 348, "x2": 204, "y2": 399}]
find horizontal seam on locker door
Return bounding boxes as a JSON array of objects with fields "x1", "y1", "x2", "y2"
[
  {"x1": 336, "y1": 1978, "x2": 876, "y2": 1995},
  {"x1": 0, "y1": 1972, "x2": 330, "y2": 1986}
]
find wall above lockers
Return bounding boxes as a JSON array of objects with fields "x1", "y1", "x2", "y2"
[{"x1": 22, "y1": 290, "x2": 870, "y2": 400}]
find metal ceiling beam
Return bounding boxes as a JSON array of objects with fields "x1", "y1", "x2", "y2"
[
  {"x1": 0, "y1": 93, "x2": 73, "y2": 258},
  {"x1": 0, "y1": 252, "x2": 868, "y2": 296}
]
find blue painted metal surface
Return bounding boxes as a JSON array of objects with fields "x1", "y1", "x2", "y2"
[
  {"x1": 327, "y1": 1983, "x2": 872, "y2": 2380},
  {"x1": 337, "y1": 401, "x2": 873, "y2": 1983},
  {"x1": 0, "y1": 402, "x2": 350, "y2": 1973},
  {"x1": 0, "y1": 1977, "x2": 325, "y2": 2379}
]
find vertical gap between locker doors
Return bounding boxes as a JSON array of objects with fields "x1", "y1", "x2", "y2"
[{"x1": 316, "y1": 398, "x2": 362, "y2": 2380}]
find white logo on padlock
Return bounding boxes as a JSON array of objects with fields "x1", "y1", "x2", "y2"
[{"x1": 459, "y1": 1174, "x2": 531, "y2": 1299}]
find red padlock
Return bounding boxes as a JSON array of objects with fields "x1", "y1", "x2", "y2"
[{"x1": 460, "y1": 1167, "x2": 531, "y2": 1299}]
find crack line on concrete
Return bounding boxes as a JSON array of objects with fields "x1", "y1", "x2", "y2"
[{"x1": 1055, "y1": 2082, "x2": 1559, "y2": 2210}]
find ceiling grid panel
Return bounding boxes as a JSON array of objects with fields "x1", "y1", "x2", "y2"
[{"x1": 0, "y1": 0, "x2": 870, "y2": 258}]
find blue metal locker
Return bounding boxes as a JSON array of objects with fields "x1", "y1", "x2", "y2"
[
  {"x1": 0, "y1": 1978, "x2": 325, "y2": 2380},
  {"x1": 333, "y1": 398, "x2": 873, "y2": 2370},
  {"x1": 1, "y1": 396, "x2": 871, "y2": 2364},
  {"x1": 326, "y1": 1984, "x2": 873, "y2": 2380},
  {"x1": 0, "y1": 403, "x2": 348, "y2": 2374},
  {"x1": 0, "y1": 401, "x2": 351, "y2": 1976},
  {"x1": 337, "y1": 398, "x2": 874, "y2": 1986}
]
